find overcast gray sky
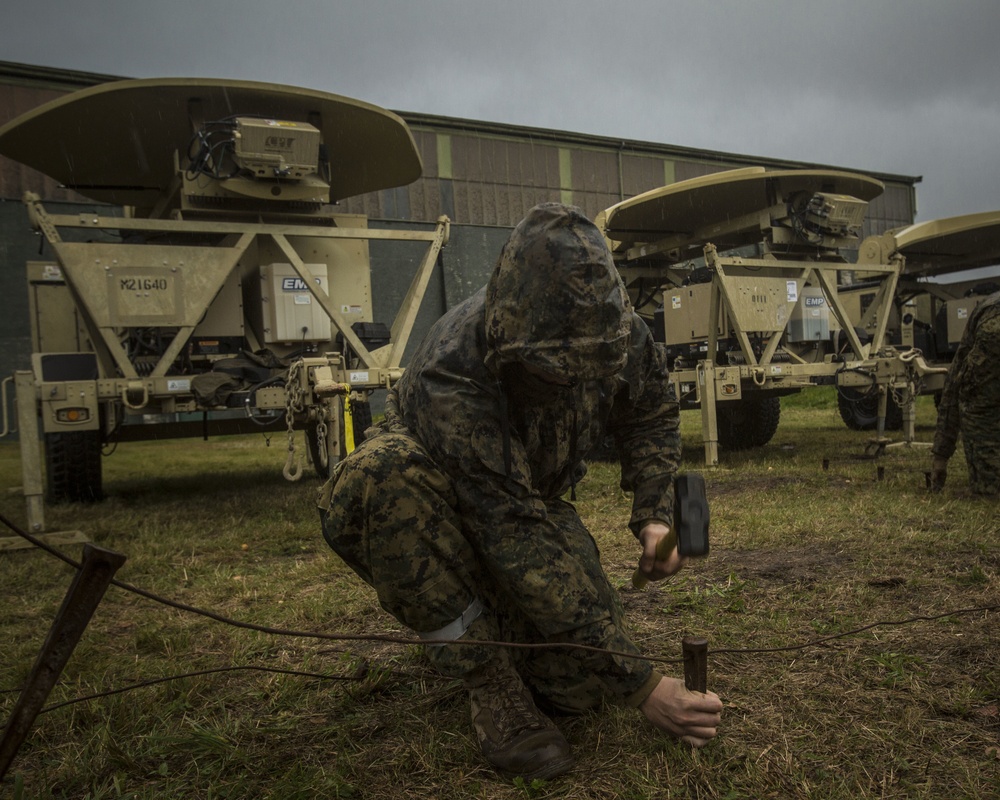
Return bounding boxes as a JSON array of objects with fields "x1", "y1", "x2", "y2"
[{"x1": 4, "y1": 0, "x2": 999, "y2": 222}]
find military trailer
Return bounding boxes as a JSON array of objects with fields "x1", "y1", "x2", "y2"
[
  {"x1": 0, "y1": 78, "x2": 449, "y2": 533},
  {"x1": 596, "y1": 167, "x2": 967, "y2": 464},
  {"x1": 836, "y1": 210, "x2": 1000, "y2": 431}
]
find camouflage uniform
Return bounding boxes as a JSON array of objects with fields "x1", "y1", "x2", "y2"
[
  {"x1": 318, "y1": 203, "x2": 680, "y2": 711},
  {"x1": 932, "y1": 290, "x2": 1000, "y2": 495}
]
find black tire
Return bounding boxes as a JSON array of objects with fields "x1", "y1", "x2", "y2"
[
  {"x1": 44, "y1": 430, "x2": 103, "y2": 503},
  {"x1": 307, "y1": 398, "x2": 373, "y2": 479},
  {"x1": 837, "y1": 387, "x2": 903, "y2": 431},
  {"x1": 350, "y1": 399, "x2": 373, "y2": 444},
  {"x1": 717, "y1": 395, "x2": 781, "y2": 451}
]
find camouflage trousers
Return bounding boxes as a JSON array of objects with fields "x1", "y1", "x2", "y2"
[
  {"x1": 318, "y1": 430, "x2": 639, "y2": 712},
  {"x1": 961, "y1": 411, "x2": 1000, "y2": 496}
]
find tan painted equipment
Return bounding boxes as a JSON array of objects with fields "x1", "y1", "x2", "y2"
[
  {"x1": 837, "y1": 210, "x2": 1000, "y2": 433},
  {"x1": 597, "y1": 168, "x2": 999, "y2": 464},
  {"x1": 0, "y1": 78, "x2": 449, "y2": 534}
]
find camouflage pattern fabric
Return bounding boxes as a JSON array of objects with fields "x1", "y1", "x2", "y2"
[
  {"x1": 932, "y1": 291, "x2": 1000, "y2": 495},
  {"x1": 319, "y1": 203, "x2": 680, "y2": 707}
]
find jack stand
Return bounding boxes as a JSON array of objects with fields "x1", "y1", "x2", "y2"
[{"x1": 0, "y1": 372, "x2": 87, "y2": 552}]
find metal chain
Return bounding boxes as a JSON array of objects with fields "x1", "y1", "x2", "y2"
[
  {"x1": 283, "y1": 361, "x2": 305, "y2": 481},
  {"x1": 315, "y1": 416, "x2": 328, "y2": 469}
]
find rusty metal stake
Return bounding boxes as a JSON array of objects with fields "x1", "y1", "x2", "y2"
[
  {"x1": 0, "y1": 543, "x2": 126, "y2": 781},
  {"x1": 682, "y1": 636, "x2": 708, "y2": 694}
]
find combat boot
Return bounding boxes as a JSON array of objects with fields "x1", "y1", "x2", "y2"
[{"x1": 465, "y1": 662, "x2": 575, "y2": 781}]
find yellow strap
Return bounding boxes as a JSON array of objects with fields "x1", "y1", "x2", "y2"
[{"x1": 343, "y1": 390, "x2": 355, "y2": 454}]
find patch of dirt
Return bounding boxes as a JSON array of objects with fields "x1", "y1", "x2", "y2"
[
  {"x1": 705, "y1": 543, "x2": 854, "y2": 586},
  {"x1": 618, "y1": 543, "x2": 860, "y2": 616}
]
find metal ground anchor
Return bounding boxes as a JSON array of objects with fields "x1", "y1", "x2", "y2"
[{"x1": 0, "y1": 543, "x2": 127, "y2": 781}]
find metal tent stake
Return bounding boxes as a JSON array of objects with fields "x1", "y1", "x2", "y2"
[{"x1": 0, "y1": 543, "x2": 126, "y2": 781}]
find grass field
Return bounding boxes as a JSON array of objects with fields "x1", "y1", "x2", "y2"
[{"x1": 1, "y1": 388, "x2": 998, "y2": 799}]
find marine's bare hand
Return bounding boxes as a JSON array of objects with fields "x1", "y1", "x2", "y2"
[
  {"x1": 639, "y1": 675, "x2": 723, "y2": 748},
  {"x1": 637, "y1": 522, "x2": 685, "y2": 582}
]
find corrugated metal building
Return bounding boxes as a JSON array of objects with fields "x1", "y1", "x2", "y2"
[{"x1": 338, "y1": 114, "x2": 918, "y2": 239}]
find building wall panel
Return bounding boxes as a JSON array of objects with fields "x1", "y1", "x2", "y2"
[
  {"x1": 570, "y1": 149, "x2": 618, "y2": 196},
  {"x1": 621, "y1": 154, "x2": 668, "y2": 198}
]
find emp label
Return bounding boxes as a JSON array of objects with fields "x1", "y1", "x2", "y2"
[
  {"x1": 281, "y1": 277, "x2": 319, "y2": 291},
  {"x1": 349, "y1": 371, "x2": 370, "y2": 384},
  {"x1": 167, "y1": 379, "x2": 191, "y2": 392}
]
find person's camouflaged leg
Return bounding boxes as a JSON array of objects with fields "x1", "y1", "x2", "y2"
[
  {"x1": 319, "y1": 431, "x2": 500, "y2": 674},
  {"x1": 319, "y1": 431, "x2": 575, "y2": 778},
  {"x1": 957, "y1": 312, "x2": 1000, "y2": 496},
  {"x1": 500, "y1": 499, "x2": 633, "y2": 714},
  {"x1": 962, "y1": 425, "x2": 1000, "y2": 496}
]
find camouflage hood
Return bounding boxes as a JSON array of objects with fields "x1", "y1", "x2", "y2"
[{"x1": 484, "y1": 203, "x2": 632, "y2": 381}]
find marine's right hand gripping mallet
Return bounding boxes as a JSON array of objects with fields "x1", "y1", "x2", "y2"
[{"x1": 631, "y1": 472, "x2": 710, "y2": 590}]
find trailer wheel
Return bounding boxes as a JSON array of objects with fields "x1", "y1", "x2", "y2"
[
  {"x1": 45, "y1": 431, "x2": 103, "y2": 503},
  {"x1": 837, "y1": 387, "x2": 903, "y2": 431},
  {"x1": 307, "y1": 398, "x2": 373, "y2": 479},
  {"x1": 717, "y1": 395, "x2": 781, "y2": 451},
  {"x1": 350, "y1": 399, "x2": 373, "y2": 444}
]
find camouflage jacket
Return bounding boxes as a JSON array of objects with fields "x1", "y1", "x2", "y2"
[
  {"x1": 382, "y1": 203, "x2": 680, "y2": 698},
  {"x1": 933, "y1": 290, "x2": 1000, "y2": 459}
]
